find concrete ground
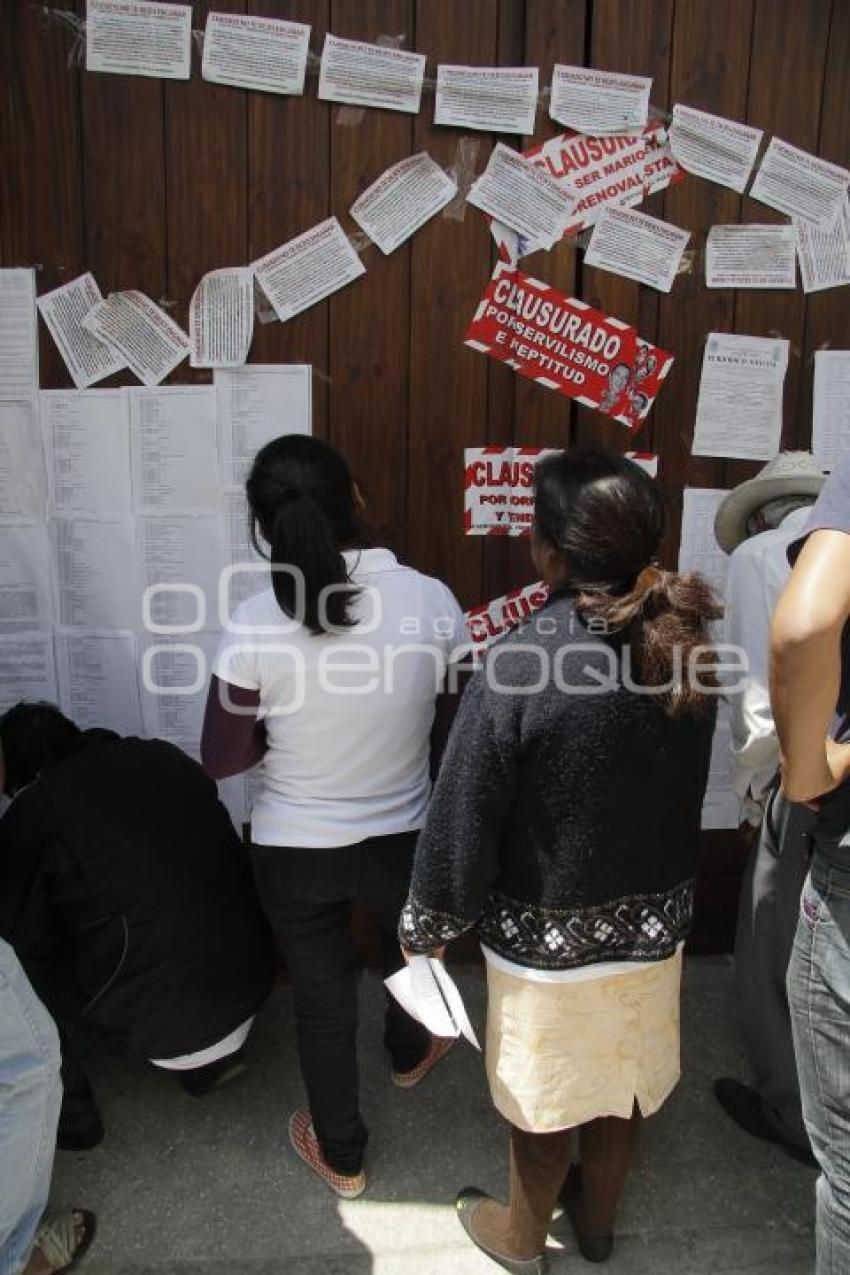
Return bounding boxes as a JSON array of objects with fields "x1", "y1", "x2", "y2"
[{"x1": 52, "y1": 956, "x2": 816, "y2": 1274}]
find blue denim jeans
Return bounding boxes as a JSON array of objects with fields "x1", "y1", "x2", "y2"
[
  {"x1": 788, "y1": 859, "x2": 850, "y2": 1274},
  {"x1": 0, "y1": 939, "x2": 62, "y2": 1275}
]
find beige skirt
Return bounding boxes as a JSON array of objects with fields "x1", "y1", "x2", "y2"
[{"x1": 485, "y1": 950, "x2": 683, "y2": 1133}]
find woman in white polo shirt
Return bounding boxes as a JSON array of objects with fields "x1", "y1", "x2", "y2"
[{"x1": 201, "y1": 434, "x2": 465, "y2": 1199}]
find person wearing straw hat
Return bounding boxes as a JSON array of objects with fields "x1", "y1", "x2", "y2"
[{"x1": 712, "y1": 452, "x2": 825, "y2": 1164}]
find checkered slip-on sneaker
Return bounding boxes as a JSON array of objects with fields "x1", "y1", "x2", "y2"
[
  {"x1": 391, "y1": 1034, "x2": 455, "y2": 1089},
  {"x1": 288, "y1": 1109, "x2": 366, "y2": 1200}
]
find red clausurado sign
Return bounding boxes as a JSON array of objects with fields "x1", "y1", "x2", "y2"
[
  {"x1": 465, "y1": 580, "x2": 550, "y2": 648},
  {"x1": 464, "y1": 260, "x2": 674, "y2": 431},
  {"x1": 490, "y1": 120, "x2": 684, "y2": 261},
  {"x1": 464, "y1": 446, "x2": 560, "y2": 535}
]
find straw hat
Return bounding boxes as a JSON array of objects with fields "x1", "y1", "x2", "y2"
[{"x1": 713, "y1": 452, "x2": 826, "y2": 554}]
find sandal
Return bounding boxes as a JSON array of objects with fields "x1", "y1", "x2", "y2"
[
  {"x1": 35, "y1": 1210, "x2": 97, "y2": 1274},
  {"x1": 456, "y1": 1188, "x2": 548, "y2": 1273},
  {"x1": 288, "y1": 1109, "x2": 366, "y2": 1199},
  {"x1": 391, "y1": 1035, "x2": 454, "y2": 1089}
]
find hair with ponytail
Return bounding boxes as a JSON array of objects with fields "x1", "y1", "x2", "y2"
[
  {"x1": 534, "y1": 448, "x2": 723, "y2": 718},
  {"x1": 245, "y1": 435, "x2": 367, "y2": 636}
]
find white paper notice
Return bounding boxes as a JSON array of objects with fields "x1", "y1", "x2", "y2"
[
  {"x1": 550, "y1": 65, "x2": 651, "y2": 136},
  {"x1": 692, "y1": 334, "x2": 789, "y2": 462},
  {"x1": 0, "y1": 402, "x2": 46, "y2": 518},
  {"x1": 129, "y1": 386, "x2": 220, "y2": 516},
  {"x1": 678, "y1": 488, "x2": 729, "y2": 598},
  {"x1": 0, "y1": 269, "x2": 38, "y2": 402},
  {"x1": 584, "y1": 206, "x2": 690, "y2": 292},
  {"x1": 750, "y1": 137, "x2": 850, "y2": 229},
  {"x1": 216, "y1": 364, "x2": 311, "y2": 486},
  {"x1": 701, "y1": 708, "x2": 741, "y2": 830},
  {"x1": 812, "y1": 351, "x2": 850, "y2": 471},
  {"x1": 82, "y1": 291, "x2": 189, "y2": 387},
  {"x1": 52, "y1": 517, "x2": 139, "y2": 630},
  {"x1": 37, "y1": 273, "x2": 125, "y2": 389},
  {"x1": 795, "y1": 198, "x2": 850, "y2": 294},
  {"x1": 0, "y1": 523, "x2": 54, "y2": 635},
  {"x1": 86, "y1": 0, "x2": 192, "y2": 81},
  {"x1": 467, "y1": 143, "x2": 577, "y2": 248},
  {"x1": 189, "y1": 268, "x2": 254, "y2": 369},
  {"x1": 55, "y1": 631, "x2": 143, "y2": 736},
  {"x1": 41, "y1": 389, "x2": 131, "y2": 517},
  {"x1": 669, "y1": 105, "x2": 762, "y2": 194},
  {"x1": 138, "y1": 518, "x2": 224, "y2": 632},
  {"x1": 350, "y1": 153, "x2": 457, "y2": 255},
  {"x1": 140, "y1": 633, "x2": 219, "y2": 751},
  {"x1": 385, "y1": 957, "x2": 480, "y2": 1049},
  {"x1": 318, "y1": 34, "x2": 425, "y2": 115},
  {"x1": 705, "y1": 225, "x2": 797, "y2": 289},
  {"x1": 435, "y1": 65, "x2": 538, "y2": 136},
  {"x1": 0, "y1": 636, "x2": 58, "y2": 712},
  {"x1": 221, "y1": 488, "x2": 267, "y2": 614},
  {"x1": 202, "y1": 11, "x2": 310, "y2": 96},
  {"x1": 253, "y1": 218, "x2": 366, "y2": 324}
]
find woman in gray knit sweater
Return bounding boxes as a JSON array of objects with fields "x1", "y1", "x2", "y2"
[{"x1": 400, "y1": 449, "x2": 721, "y2": 1273}]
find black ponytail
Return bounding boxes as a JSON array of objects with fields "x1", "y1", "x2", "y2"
[{"x1": 246, "y1": 436, "x2": 366, "y2": 636}]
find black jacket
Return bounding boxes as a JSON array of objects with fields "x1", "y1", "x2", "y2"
[
  {"x1": 0, "y1": 731, "x2": 274, "y2": 1059},
  {"x1": 401, "y1": 594, "x2": 716, "y2": 970}
]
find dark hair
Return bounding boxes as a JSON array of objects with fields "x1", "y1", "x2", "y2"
[
  {"x1": 534, "y1": 448, "x2": 722, "y2": 718},
  {"x1": 245, "y1": 435, "x2": 367, "y2": 636},
  {"x1": 0, "y1": 701, "x2": 80, "y2": 795}
]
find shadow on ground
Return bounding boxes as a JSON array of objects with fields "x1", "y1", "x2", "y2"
[{"x1": 51, "y1": 956, "x2": 816, "y2": 1274}]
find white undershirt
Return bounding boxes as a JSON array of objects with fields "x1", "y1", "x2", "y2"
[
  {"x1": 481, "y1": 941, "x2": 685, "y2": 984},
  {"x1": 151, "y1": 1016, "x2": 253, "y2": 1071}
]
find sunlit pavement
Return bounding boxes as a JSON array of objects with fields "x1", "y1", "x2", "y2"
[{"x1": 52, "y1": 957, "x2": 816, "y2": 1273}]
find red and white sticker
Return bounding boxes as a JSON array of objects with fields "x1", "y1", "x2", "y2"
[
  {"x1": 466, "y1": 581, "x2": 550, "y2": 648},
  {"x1": 464, "y1": 446, "x2": 560, "y2": 536},
  {"x1": 490, "y1": 120, "x2": 684, "y2": 262},
  {"x1": 626, "y1": 451, "x2": 659, "y2": 477},
  {"x1": 463, "y1": 261, "x2": 673, "y2": 431}
]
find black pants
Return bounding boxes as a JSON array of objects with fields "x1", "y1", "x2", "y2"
[{"x1": 250, "y1": 831, "x2": 430, "y2": 1175}]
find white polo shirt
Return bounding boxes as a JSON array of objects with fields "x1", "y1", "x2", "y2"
[{"x1": 213, "y1": 549, "x2": 466, "y2": 848}]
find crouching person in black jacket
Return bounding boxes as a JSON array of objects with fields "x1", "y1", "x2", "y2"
[{"x1": 0, "y1": 702, "x2": 275, "y2": 1150}]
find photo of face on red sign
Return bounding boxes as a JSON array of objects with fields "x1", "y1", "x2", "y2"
[{"x1": 464, "y1": 261, "x2": 674, "y2": 431}]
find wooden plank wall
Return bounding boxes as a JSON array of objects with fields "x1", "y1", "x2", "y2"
[{"x1": 1, "y1": 0, "x2": 848, "y2": 947}]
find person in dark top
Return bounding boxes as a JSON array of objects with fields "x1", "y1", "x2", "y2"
[
  {"x1": 400, "y1": 449, "x2": 720, "y2": 1273},
  {"x1": 0, "y1": 703, "x2": 274, "y2": 1150},
  {"x1": 771, "y1": 454, "x2": 850, "y2": 1274}
]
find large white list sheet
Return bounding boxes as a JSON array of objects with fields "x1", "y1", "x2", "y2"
[
  {"x1": 0, "y1": 523, "x2": 54, "y2": 635},
  {"x1": 130, "y1": 386, "x2": 220, "y2": 516},
  {"x1": 692, "y1": 334, "x2": 789, "y2": 462},
  {"x1": 52, "y1": 517, "x2": 139, "y2": 631},
  {"x1": 678, "y1": 487, "x2": 729, "y2": 598},
  {"x1": 0, "y1": 636, "x2": 58, "y2": 712},
  {"x1": 55, "y1": 632, "x2": 143, "y2": 736},
  {"x1": 0, "y1": 269, "x2": 38, "y2": 402},
  {"x1": 216, "y1": 364, "x2": 312, "y2": 486},
  {"x1": 138, "y1": 517, "x2": 224, "y2": 633},
  {"x1": 0, "y1": 402, "x2": 46, "y2": 518},
  {"x1": 41, "y1": 389, "x2": 131, "y2": 516},
  {"x1": 812, "y1": 351, "x2": 850, "y2": 471}
]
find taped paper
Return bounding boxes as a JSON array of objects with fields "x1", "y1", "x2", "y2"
[
  {"x1": 82, "y1": 291, "x2": 189, "y2": 386},
  {"x1": 189, "y1": 267, "x2": 254, "y2": 368},
  {"x1": 750, "y1": 137, "x2": 850, "y2": 229},
  {"x1": 468, "y1": 143, "x2": 577, "y2": 249},
  {"x1": 584, "y1": 206, "x2": 690, "y2": 293},
  {"x1": 465, "y1": 581, "x2": 550, "y2": 647},
  {"x1": 350, "y1": 153, "x2": 457, "y2": 254},
  {"x1": 669, "y1": 105, "x2": 762, "y2": 193},
  {"x1": 201, "y1": 11, "x2": 310, "y2": 96},
  {"x1": 37, "y1": 273, "x2": 125, "y2": 388},
  {"x1": 435, "y1": 65, "x2": 538, "y2": 136},
  {"x1": 549, "y1": 65, "x2": 651, "y2": 135}
]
